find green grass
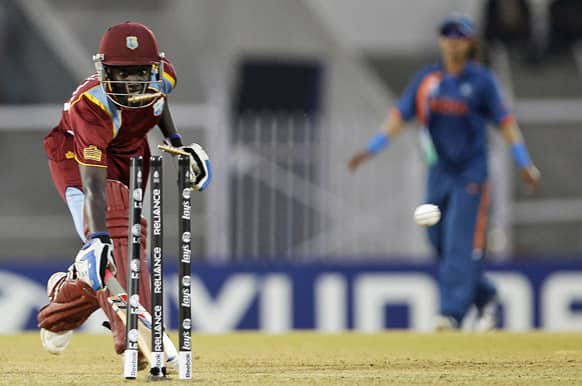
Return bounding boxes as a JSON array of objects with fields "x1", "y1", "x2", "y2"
[{"x1": 2, "y1": 331, "x2": 582, "y2": 385}]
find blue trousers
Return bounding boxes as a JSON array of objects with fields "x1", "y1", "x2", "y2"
[{"x1": 425, "y1": 167, "x2": 497, "y2": 324}]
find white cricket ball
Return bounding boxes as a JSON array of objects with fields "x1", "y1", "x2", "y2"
[{"x1": 414, "y1": 204, "x2": 441, "y2": 227}]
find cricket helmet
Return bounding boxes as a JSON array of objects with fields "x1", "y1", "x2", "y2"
[{"x1": 93, "y1": 21, "x2": 165, "y2": 108}]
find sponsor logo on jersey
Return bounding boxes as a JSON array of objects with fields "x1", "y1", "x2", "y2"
[
  {"x1": 83, "y1": 145, "x2": 103, "y2": 162},
  {"x1": 126, "y1": 36, "x2": 139, "y2": 50},
  {"x1": 429, "y1": 97, "x2": 468, "y2": 115}
]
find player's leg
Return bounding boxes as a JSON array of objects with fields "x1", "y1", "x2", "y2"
[
  {"x1": 437, "y1": 179, "x2": 488, "y2": 327},
  {"x1": 473, "y1": 276, "x2": 499, "y2": 331},
  {"x1": 38, "y1": 271, "x2": 101, "y2": 353},
  {"x1": 105, "y1": 180, "x2": 151, "y2": 311},
  {"x1": 473, "y1": 275, "x2": 497, "y2": 309},
  {"x1": 41, "y1": 132, "x2": 84, "y2": 352},
  {"x1": 104, "y1": 179, "x2": 180, "y2": 369},
  {"x1": 42, "y1": 136, "x2": 153, "y2": 359},
  {"x1": 40, "y1": 272, "x2": 73, "y2": 354},
  {"x1": 464, "y1": 183, "x2": 499, "y2": 330},
  {"x1": 425, "y1": 169, "x2": 461, "y2": 330},
  {"x1": 424, "y1": 167, "x2": 449, "y2": 257},
  {"x1": 39, "y1": 181, "x2": 154, "y2": 360}
]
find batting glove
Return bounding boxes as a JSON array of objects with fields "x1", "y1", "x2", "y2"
[
  {"x1": 180, "y1": 143, "x2": 212, "y2": 191},
  {"x1": 73, "y1": 232, "x2": 117, "y2": 291}
]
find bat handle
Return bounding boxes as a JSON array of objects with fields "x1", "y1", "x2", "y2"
[
  {"x1": 157, "y1": 144, "x2": 190, "y2": 157},
  {"x1": 127, "y1": 92, "x2": 163, "y2": 104},
  {"x1": 104, "y1": 269, "x2": 115, "y2": 283},
  {"x1": 104, "y1": 269, "x2": 126, "y2": 296}
]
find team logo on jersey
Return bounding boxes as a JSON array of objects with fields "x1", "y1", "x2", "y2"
[
  {"x1": 83, "y1": 145, "x2": 103, "y2": 161},
  {"x1": 126, "y1": 36, "x2": 139, "y2": 50},
  {"x1": 153, "y1": 97, "x2": 165, "y2": 116},
  {"x1": 460, "y1": 83, "x2": 473, "y2": 97},
  {"x1": 65, "y1": 151, "x2": 75, "y2": 159}
]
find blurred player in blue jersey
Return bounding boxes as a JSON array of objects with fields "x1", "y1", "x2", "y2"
[{"x1": 348, "y1": 14, "x2": 540, "y2": 331}]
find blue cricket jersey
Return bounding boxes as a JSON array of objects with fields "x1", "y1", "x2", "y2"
[{"x1": 395, "y1": 61, "x2": 513, "y2": 181}]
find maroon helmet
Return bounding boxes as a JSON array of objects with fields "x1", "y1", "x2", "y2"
[{"x1": 93, "y1": 21, "x2": 165, "y2": 108}]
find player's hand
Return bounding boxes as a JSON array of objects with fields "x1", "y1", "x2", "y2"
[
  {"x1": 180, "y1": 143, "x2": 212, "y2": 191},
  {"x1": 347, "y1": 151, "x2": 372, "y2": 172},
  {"x1": 73, "y1": 234, "x2": 117, "y2": 291},
  {"x1": 520, "y1": 164, "x2": 540, "y2": 195}
]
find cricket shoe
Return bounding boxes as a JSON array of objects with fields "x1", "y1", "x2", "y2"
[
  {"x1": 475, "y1": 296, "x2": 499, "y2": 332},
  {"x1": 40, "y1": 328, "x2": 73, "y2": 355},
  {"x1": 433, "y1": 314, "x2": 459, "y2": 331},
  {"x1": 40, "y1": 272, "x2": 73, "y2": 355}
]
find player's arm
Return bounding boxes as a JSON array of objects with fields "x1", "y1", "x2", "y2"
[
  {"x1": 347, "y1": 110, "x2": 405, "y2": 171},
  {"x1": 73, "y1": 163, "x2": 117, "y2": 290},
  {"x1": 154, "y1": 61, "x2": 211, "y2": 190},
  {"x1": 158, "y1": 101, "x2": 182, "y2": 147},
  {"x1": 347, "y1": 69, "x2": 425, "y2": 172},
  {"x1": 79, "y1": 164, "x2": 108, "y2": 233},
  {"x1": 157, "y1": 59, "x2": 181, "y2": 146},
  {"x1": 69, "y1": 99, "x2": 118, "y2": 290},
  {"x1": 499, "y1": 120, "x2": 540, "y2": 193},
  {"x1": 484, "y1": 70, "x2": 540, "y2": 193},
  {"x1": 156, "y1": 101, "x2": 212, "y2": 191}
]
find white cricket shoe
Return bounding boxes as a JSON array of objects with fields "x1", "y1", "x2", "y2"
[
  {"x1": 40, "y1": 329, "x2": 73, "y2": 354},
  {"x1": 40, "y1": 272, "x2": 73, "y2": 355},
  {"x1": 475, "y1": 296, "x2": 499, "y2": 332},
  {"x1": 433, "y1": 315, "x2": 459, "y2": 331}
]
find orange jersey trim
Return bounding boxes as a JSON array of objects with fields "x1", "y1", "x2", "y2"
[
  {"x1": 415, "y1": 72, "x2": 442, "y2": 126},
  {"x1": 472, "y1": 182, "x2": 490, "y2": 253}
]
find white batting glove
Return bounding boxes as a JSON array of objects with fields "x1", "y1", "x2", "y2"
[
  {"x1": 73, "y1": 233, "x2": 116, "y2": 291},
  {"x1": 180, "y1": 143, "x2": 212, "y2": 191}
]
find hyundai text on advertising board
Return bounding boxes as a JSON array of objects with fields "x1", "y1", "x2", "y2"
[{"x1": 1, "y1": 262, "x2": 581, "y2": 333}]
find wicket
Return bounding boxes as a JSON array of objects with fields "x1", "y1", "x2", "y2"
[
  {"x1": 177, "y1": 155, "x2": 193, "y2": 380},
  {"x1": 124, "y1": 157, "x2": 143, "y2": 379},
  {"x1": 149, "y1": 155, "x2": 164, "y2": 378},
  {"x1": 123, "y1": 154, "x2": 193, "y2": 380}
]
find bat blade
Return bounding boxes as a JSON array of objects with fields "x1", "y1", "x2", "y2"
[
  {"x1": 105, "y1": 275, "x2": 179, "y2": 371},
  {"x1": 108, "y1": 293, "x2": 154, "y2": 368}
]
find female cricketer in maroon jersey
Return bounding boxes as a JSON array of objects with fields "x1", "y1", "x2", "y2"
[{"x1": 37, "y1": 21, "x2": 211, "y2": 364}]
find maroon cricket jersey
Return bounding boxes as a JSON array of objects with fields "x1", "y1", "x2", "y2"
[{"x1": 44, "y1": 59, "x2": 176, "y2": 198}]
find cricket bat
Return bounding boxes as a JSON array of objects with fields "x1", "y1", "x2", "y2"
[{"x1": 104, "y1": 272, "x2": 179, "y2": 371}]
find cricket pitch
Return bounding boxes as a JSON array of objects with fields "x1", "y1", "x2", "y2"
[{"x1": 2, "y1": 331, "x2": 581, "y2": 385}]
